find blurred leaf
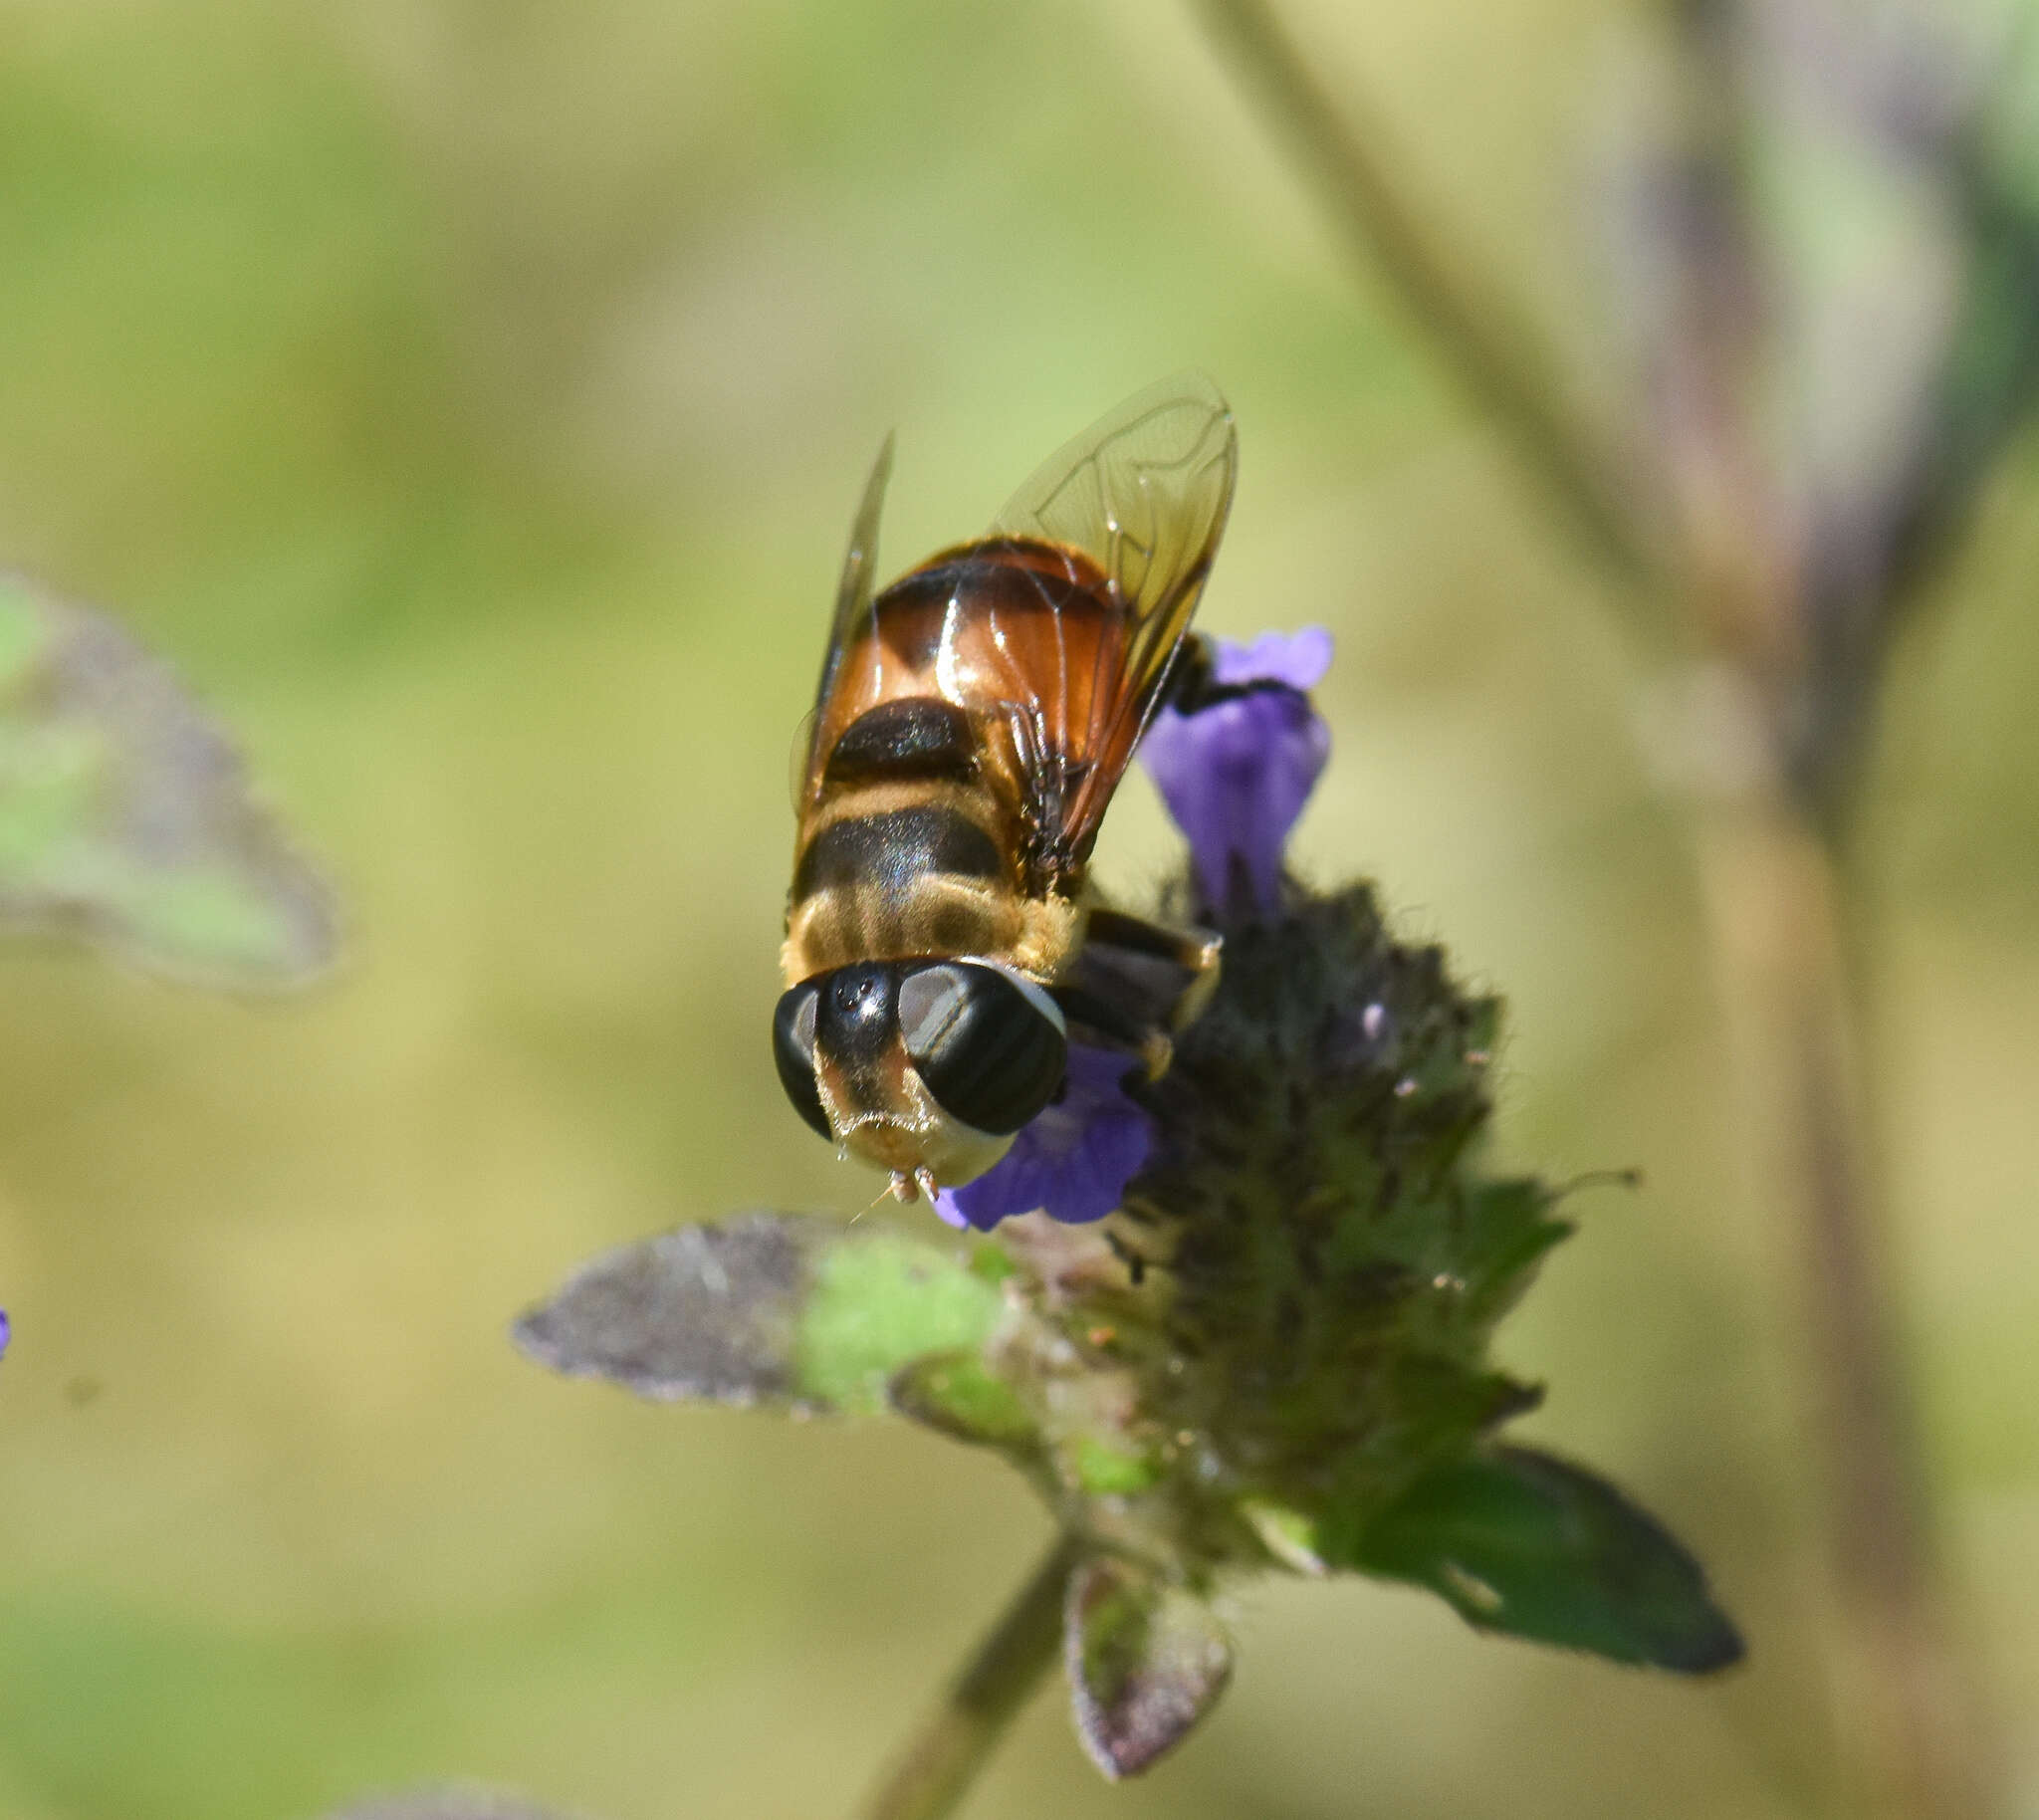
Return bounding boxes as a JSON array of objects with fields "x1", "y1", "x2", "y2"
[
  {"x1": 1891, "y1": 154, "x2": 2039, "y2": 598},
  {"x1": 513, "y1": 1213, "x2": 1005, "y2": 1416},
  {"x1": 1340, "y1": 1445, "x2": 1744, "y2": 1674},
  {"x1": 1065, "y1": 1554, "x2": 1233, "y2": 1779},
  {"x1": 0, "y1": 573, "x2": 337, "y2": 986},
  {"x1": 888, "y1": 1347, "x2": 1038, "y2": 1451}
]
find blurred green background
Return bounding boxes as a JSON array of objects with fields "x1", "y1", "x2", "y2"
[{"x1": 0, "y1": 0, "x2": 2034, "y2": 1815}]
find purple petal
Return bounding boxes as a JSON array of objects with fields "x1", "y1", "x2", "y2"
[
  {"x1": 1142, "y1": 628, "x2": 1333, "y2": 916},
  {"x1": 932, "y1": 1046, "x2": 1155, "y2": 1232},
  {"x1": 1211, "y1": 625, "x2": 1333, "y2": 692},
  {"x1": 931, "y1": 1194, "x2": 974, "y2": 1232}
]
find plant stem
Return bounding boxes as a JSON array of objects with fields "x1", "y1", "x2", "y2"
[
  {"x1": 854, "y1": 1531, "x2": 1081, "y2": 1820},
  {"x1": 1194, "y1": 0, "x2": 1652, "y2": 585},
  {"x1": 1695, "y1": 795, "x2": 1999, "y2": 1820}
]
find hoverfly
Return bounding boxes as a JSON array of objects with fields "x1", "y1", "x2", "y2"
[{"x1": 774, "y1": 375, "x2": 1237, "y2": 1203}]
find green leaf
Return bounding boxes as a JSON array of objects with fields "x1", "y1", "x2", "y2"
[
  {"x1": 513, "y1": 1214, "x2": 1004, "y2": 1416},
  {"x1": 887, "y1": 1348, "x2": 1037, "y2": 1451},
  {"x1": 796, "y1": 1228, "x2": 1006, "y2": 1413},
  {"x1": 1342, "y1": 1445, "x2": 1743, "y2": 1674},
  {"x1": 1065, "y1": 1555, "x2": 1233, "y2": 1779},
  {"x1": 0, "y1": 573, "x2": 337, "y2": 986}
]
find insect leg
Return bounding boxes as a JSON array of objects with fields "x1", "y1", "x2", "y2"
[
  {"x1": 1048, "y1": 984, "x2": 1174, "y2": 1081},
  {"x1": 1084, "y1": 907, "x2": 1223, "y2": 1030}
]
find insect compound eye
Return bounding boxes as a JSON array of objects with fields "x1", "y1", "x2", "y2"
[
  {"x1": 897, "y1": 961, "x2": 1067, "y2": 1136},
  {"x1": 772, "y1": 980, "x2": 831, "y2": 1139}
]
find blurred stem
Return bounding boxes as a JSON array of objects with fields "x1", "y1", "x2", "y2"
[
  {"x1": 1695, "y1": 791, "x2": 1998, "y2": 1820},
  {"x1": 1195, "y1": 0, "x2": 1653, "y2": 585},
  {"x1": 1195, "y1": 8, "x2": 1999, "y2": 1812},
  {"x1": 854, "y1": 1530, "x2": 1080, "y2": 1820}
]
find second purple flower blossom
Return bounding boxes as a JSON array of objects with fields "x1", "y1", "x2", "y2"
[
  {"x1": 934, "y1": 627, "x2": 1335, "y2": 1232},
  {"x1": 933, "y1": 1044, "x2": 1154, "y2": 1232},
  {"x1": 1140, "y1": 626, "x2": 1333, "y2": 919}
]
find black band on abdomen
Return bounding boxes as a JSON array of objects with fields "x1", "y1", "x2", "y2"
[
  {"x1": 793, "y1": 804, "x2": 1005, "y2": 903},
  {"x1": 822, "y1": 698, "x2": 980, "y2": 786}
]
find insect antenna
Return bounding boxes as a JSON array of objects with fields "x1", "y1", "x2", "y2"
[{"x1": 848, "y1": 1181, "x2": 894, "y2": 1228}]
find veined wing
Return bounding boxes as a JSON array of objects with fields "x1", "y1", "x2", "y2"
[
  {"x1": 800, "y1": 432, "x2": 895, "y2": 796},
  {"x1": 986, "y1": 372, "x2": 1236, "y2": 863},
  {"x1": 795, "y1": 379, "x2": 1236, "y2": 890}
]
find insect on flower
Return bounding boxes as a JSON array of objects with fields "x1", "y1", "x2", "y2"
[{"x1": 776, "y1": 376, "x2": 1244, "y2": 1204}]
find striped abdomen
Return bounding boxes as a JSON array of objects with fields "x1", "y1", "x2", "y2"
[
  {"x1": 784, "y1": 540, "x2": 1127, "y2": 988},
  {"x1": 785, "y1": 695, "x2": 1033, "y2": 980}
]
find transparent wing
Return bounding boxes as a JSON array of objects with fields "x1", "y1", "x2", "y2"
[
  {"x1": 803, "y1": 432, "x2": 895, "y2": 782},
  {"x1": 989, "y1": 372, "x2": 1236, "y2": 855},
  {"x1": 794, "y1": 382, "x2": 1237, "y2": 878}
]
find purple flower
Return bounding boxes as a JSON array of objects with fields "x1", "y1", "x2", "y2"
[
  {"x1": 934, "y1": 1045, "x2": 1155, "y2": 1232},
  {"x1": 931, "y1": 630, "x2": 1331, "y2": 1236},
  {"x1": 1141, "y1": 627, "x2": 1333, "y2": 916}
]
